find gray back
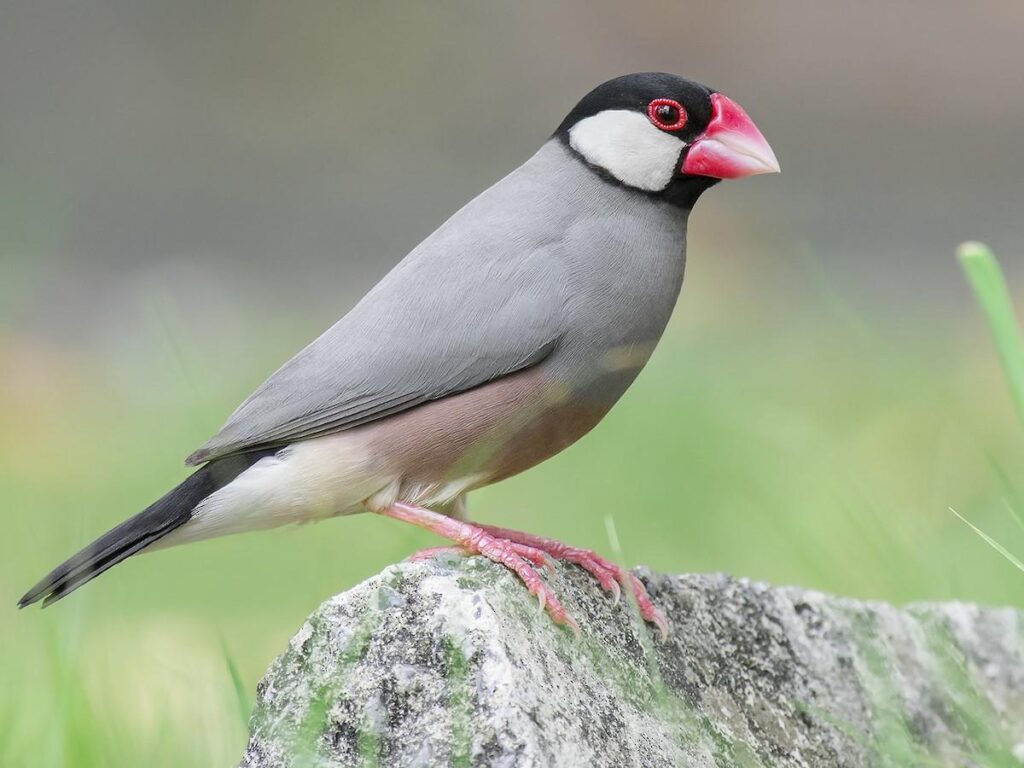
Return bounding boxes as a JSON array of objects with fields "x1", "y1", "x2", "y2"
[{"x1": 187, "y1": 140, "x2": 689, "y2": 465}]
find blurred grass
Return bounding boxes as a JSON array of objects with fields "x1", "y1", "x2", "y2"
[
  {"x1": 3, "y1": 248, "x2": 1024, "y2": 766},
  {"x1": 958, "y1": 241, "x2": 1024, "y2": 428},
  {"x1": 953, "y1": 242, "x2": 1024, "y2": 574}
]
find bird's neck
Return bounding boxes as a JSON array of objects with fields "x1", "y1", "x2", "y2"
[{"x1": 662, "y1": 176, "x2": 719, "y2": 210}]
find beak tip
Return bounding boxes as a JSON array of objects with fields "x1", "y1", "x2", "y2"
[
  {"x1": 759, "y1": 154, "x2": 781, "y2": 175},
  {"x1": 744, "y1": 134, "x2": 780, "y2": 176}
]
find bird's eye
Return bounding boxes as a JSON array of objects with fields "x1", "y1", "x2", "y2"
[{"x1": 647, "y1": 99, "x2": 687, "y2": 131}]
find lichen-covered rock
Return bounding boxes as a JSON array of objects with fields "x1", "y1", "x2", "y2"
[{"x1": 239, "y1": 557, "x2": 1024, "y2": 767}]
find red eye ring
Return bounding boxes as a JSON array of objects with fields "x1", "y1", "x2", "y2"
[{"x1": 647, "y1": 98, "x2": 687, "y2": 131}]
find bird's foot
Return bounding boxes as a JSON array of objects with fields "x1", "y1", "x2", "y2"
[
  {"x1": 373, "y1": 502, "x2": 578, "y2": 634},
  {"x1": 372, "y1": 501, "x2": 666, "y2": 638},
  {"x1": 477, "y1": 523, "x2": 669, "y2": 640}
]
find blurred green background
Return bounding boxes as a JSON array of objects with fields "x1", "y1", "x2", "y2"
[{"x1": 2, "y1": 2, "x2": 1024, "y2": 766}]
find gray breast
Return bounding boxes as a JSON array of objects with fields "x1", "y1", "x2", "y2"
[{"x1": 538, "y1": 141, "x2": 689, "y2": 410}]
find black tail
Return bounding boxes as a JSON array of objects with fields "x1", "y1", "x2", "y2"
[{"x1": 18, "y1": 453, "x2": 269, "y2": 608}]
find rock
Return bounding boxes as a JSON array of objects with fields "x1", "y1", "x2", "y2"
[{"x1": 239, "y1": 556, "x2": 1024, "y2": 767}]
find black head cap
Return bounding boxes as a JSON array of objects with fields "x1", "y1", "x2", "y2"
[{"x1": 555, "y1": 72, "x2": 716, "y2": 145}]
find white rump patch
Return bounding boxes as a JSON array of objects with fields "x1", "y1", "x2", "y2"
[
  {"x1": 156, "y1": 431, "x2": 489, "y2": 549},
  {"x1": 568, "y1": 110, "x2": 685, "y2": 192},
  {"x1": 158, "y1": 433, "x2": 389, "y2": 547}
]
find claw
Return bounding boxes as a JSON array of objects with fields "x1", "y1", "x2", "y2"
[
  {"x1": 586, "y1": 561, "x2": 622, "y2": 601},
  {"x1": 652, "y1": 611, "x2": 670, "y2": 642}
]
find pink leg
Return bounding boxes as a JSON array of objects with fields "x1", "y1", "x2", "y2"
[
  {"x1": 371, "y1": 502, "x2": 578, "y2": 633},
  {"x1": 478, "y1": 524, "x2": 669, "y2": 639}
]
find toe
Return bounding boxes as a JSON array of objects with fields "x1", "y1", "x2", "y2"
[
  {"x1": 623, "y1": 573, "x2": 669, "y2": 639},
  {"x1": 507, "y1": 542, "x2": 554, "y2": 571},
  {"x1": 650, "y1": 609, "x2": 670, "y2": 642}
]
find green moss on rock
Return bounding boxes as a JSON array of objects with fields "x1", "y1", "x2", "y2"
[{"x1": 239, "y1": 560, "x2": 1024, "y2": 768}]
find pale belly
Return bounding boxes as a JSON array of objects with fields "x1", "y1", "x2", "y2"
[{"x1": 360, "y1": 365, "x2": 613, "y2": 500}]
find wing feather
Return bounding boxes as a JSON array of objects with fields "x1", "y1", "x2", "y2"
[{"x1": 186, "y1": 231, "x2": 564, "y2": 465}]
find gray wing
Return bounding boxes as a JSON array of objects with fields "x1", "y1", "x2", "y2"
[{"x1": 186, "y1": 224, "x2": 564, "y2": 465}]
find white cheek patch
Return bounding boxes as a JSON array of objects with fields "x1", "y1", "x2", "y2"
[{"x1": 568, "y1": 110, "x2": 685, "y2": 192}]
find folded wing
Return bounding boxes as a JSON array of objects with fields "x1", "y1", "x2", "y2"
[{"x1": 187, "y1": 238, "x2": 564, "y2": 465}]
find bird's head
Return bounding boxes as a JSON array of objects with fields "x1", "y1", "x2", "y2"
[{"x1": 556, "y1": 72, "x2": 779, "y2": 208}]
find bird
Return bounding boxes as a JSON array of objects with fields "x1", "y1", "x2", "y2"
[{"x1": 19, "y1": 72, "x2": 778, "y2": 636}]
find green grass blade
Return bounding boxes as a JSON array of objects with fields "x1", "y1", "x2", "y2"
[
  {"x1": 957, "y1": 242, "x2": 1024, "y2": 428},
  {"x1": 220, "y1": 638, "x2": 253, "y2": 729},
  {"x1": 949, "y1": 507, "x2": 1024, "y2": 574},
  {"x1": 984, "y1": 454, "x2": 1024, "y2": 535},
  {"x1": 1002, "y1": 499, "x2": 1024, "y2": 537}
]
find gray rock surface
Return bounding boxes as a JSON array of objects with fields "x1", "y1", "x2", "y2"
[{"x1": 239, "y1": 556, "x2": 1024, "y2": 767}]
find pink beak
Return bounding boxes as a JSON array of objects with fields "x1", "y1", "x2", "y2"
[{"x1": 681, "y1": 93, "x2": 780, "y2": 179}]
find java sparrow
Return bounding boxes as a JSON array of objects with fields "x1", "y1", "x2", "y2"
[{"x1": 20, "y1": 72, "x2": 779, "y2": 636}]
